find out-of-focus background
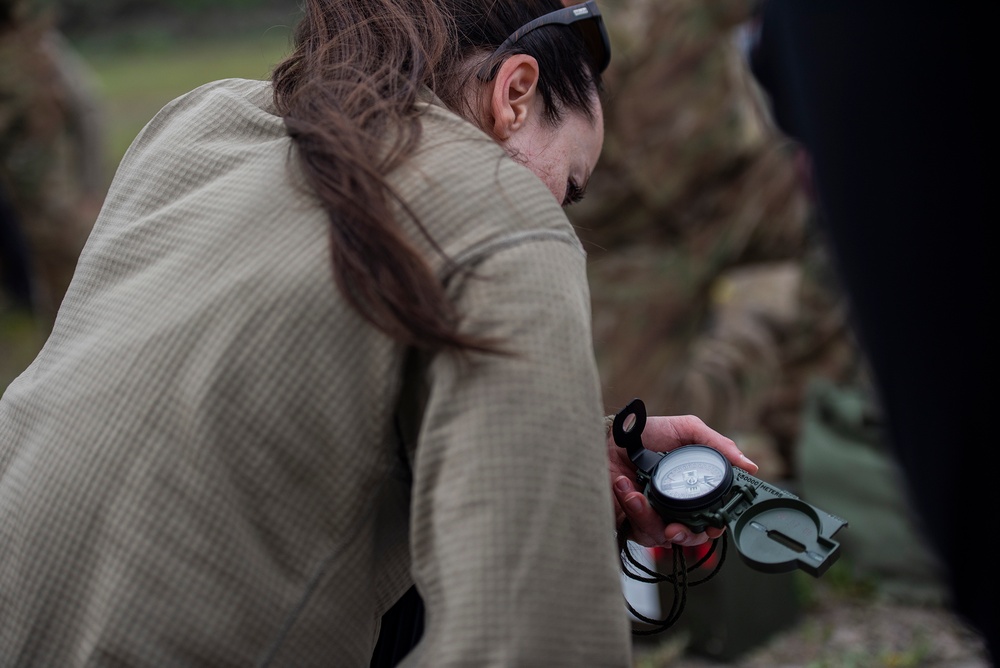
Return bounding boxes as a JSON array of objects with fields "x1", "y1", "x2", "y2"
[
  {"x1": 0, "y1": 0, "x2": 991, "y2": 665},
  {"x1": 1, "y1": 0, "x2": 300, "y2": 382}
]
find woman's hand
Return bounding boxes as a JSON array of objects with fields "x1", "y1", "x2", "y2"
[{"x1": 607, "y1": 414, "x2": 758, "y2": 548}]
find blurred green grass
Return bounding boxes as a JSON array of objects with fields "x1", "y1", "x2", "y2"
[{"x1": 77, "y1": 26, "x2": 294, "y2": 183}]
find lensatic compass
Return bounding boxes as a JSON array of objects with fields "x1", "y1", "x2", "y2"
[{"x1": 612, "y1": 398, "x2": 849, "y2": 633}]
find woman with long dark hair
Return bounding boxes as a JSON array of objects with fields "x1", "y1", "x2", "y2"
[{"x1": 0, "y1": 1, "x2": 755, "y2": 665}]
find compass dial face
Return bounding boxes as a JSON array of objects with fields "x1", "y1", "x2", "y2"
[{"x1": 652, "y1": 446, "x2": 729, "y2": 501}]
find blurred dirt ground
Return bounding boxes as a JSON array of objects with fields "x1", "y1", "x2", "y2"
[{"x1": 632, "y1": 581, "x2": 992, "y2": 668}]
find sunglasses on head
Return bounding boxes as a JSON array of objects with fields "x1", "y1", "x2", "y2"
[{"x1": 477, "y1": 1, "x2": 612, "y2": 81}]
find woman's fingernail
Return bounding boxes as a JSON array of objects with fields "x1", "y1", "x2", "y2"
[
  {"x1": 670, "y1": 531, "x2": 687, "y2": 544},
  {"x1": 741, "y1": 454, "x2": 758, "y2": 468},
  {"x1": 625, "y1": 496, "x2": 643, "y2": 514},
  {"x1": 614, "y1": 477, "x2": 631, "y2": 493}
]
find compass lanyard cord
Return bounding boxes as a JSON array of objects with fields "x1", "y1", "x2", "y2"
[{"x1": 618, "y1": 526, "x2": 728, "y2": 635}]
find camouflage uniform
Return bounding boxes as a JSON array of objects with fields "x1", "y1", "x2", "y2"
[
  {"x1": 572, "y1": 0, "x2": 861, "y2": 479},
  {"x1": 0, "y1": 0, "x2": 105, "y2": 315},
  {"x1": 1, "y1": 0, "x2": 104, "y2": 384},
  {"x1": 578, "y1": 0, "x2": 949, "y2": 618}
]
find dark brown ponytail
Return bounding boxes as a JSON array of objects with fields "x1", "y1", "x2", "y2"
[{"x1": 271, "y1": 0, "x2": 603, "y2": 352}]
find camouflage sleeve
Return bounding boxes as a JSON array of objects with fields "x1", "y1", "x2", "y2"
[{"x1": 579, "y1": 0, "x2": 832, "y2": 481}]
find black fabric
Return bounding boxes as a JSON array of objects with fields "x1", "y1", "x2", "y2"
[
  {"x1": 752, "y1": 2, "x2": 993, "y2": 662},
  {"x1": 0, "y1": 183, "x2": 35, "y2": 310},
  {"x1": 369, "y1": 586, "x2": 425, "y2": 668}
]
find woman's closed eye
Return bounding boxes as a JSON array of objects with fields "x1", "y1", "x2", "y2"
[{"x1": 563, "y1": 179, "x2": 586, "y2": 207}]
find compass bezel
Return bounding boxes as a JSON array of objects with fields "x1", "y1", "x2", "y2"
[{"x1": 646, "y1": 445, "x2": 734, "y2": 519}]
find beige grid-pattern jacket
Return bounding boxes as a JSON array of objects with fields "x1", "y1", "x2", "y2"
[{"x1": 0, "y1": 78, "x2": 631, "y2": 666}]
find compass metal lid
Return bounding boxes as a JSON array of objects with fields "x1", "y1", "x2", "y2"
[{"x1": 728, "y1": 495, "x2": 847, "y2": 577}]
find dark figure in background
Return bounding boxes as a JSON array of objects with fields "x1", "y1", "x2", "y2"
[
  {"x1": 750, "y1": 2, "x2": 994, "y2": 661},
  {"x1": 1, "y1": 0, "x2": 105, "y2": 383},
  {"x1": 0, "y1": 187, "x2": 33, "y2": 310}
]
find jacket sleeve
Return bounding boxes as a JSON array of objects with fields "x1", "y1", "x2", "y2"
[{"x1": 401, "y1": 233, "x2": 632, "y2": 667}]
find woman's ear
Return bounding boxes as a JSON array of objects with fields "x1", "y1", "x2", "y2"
[{"x1": 487, "y1": 54, "x2": 541, "y2": 140}]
